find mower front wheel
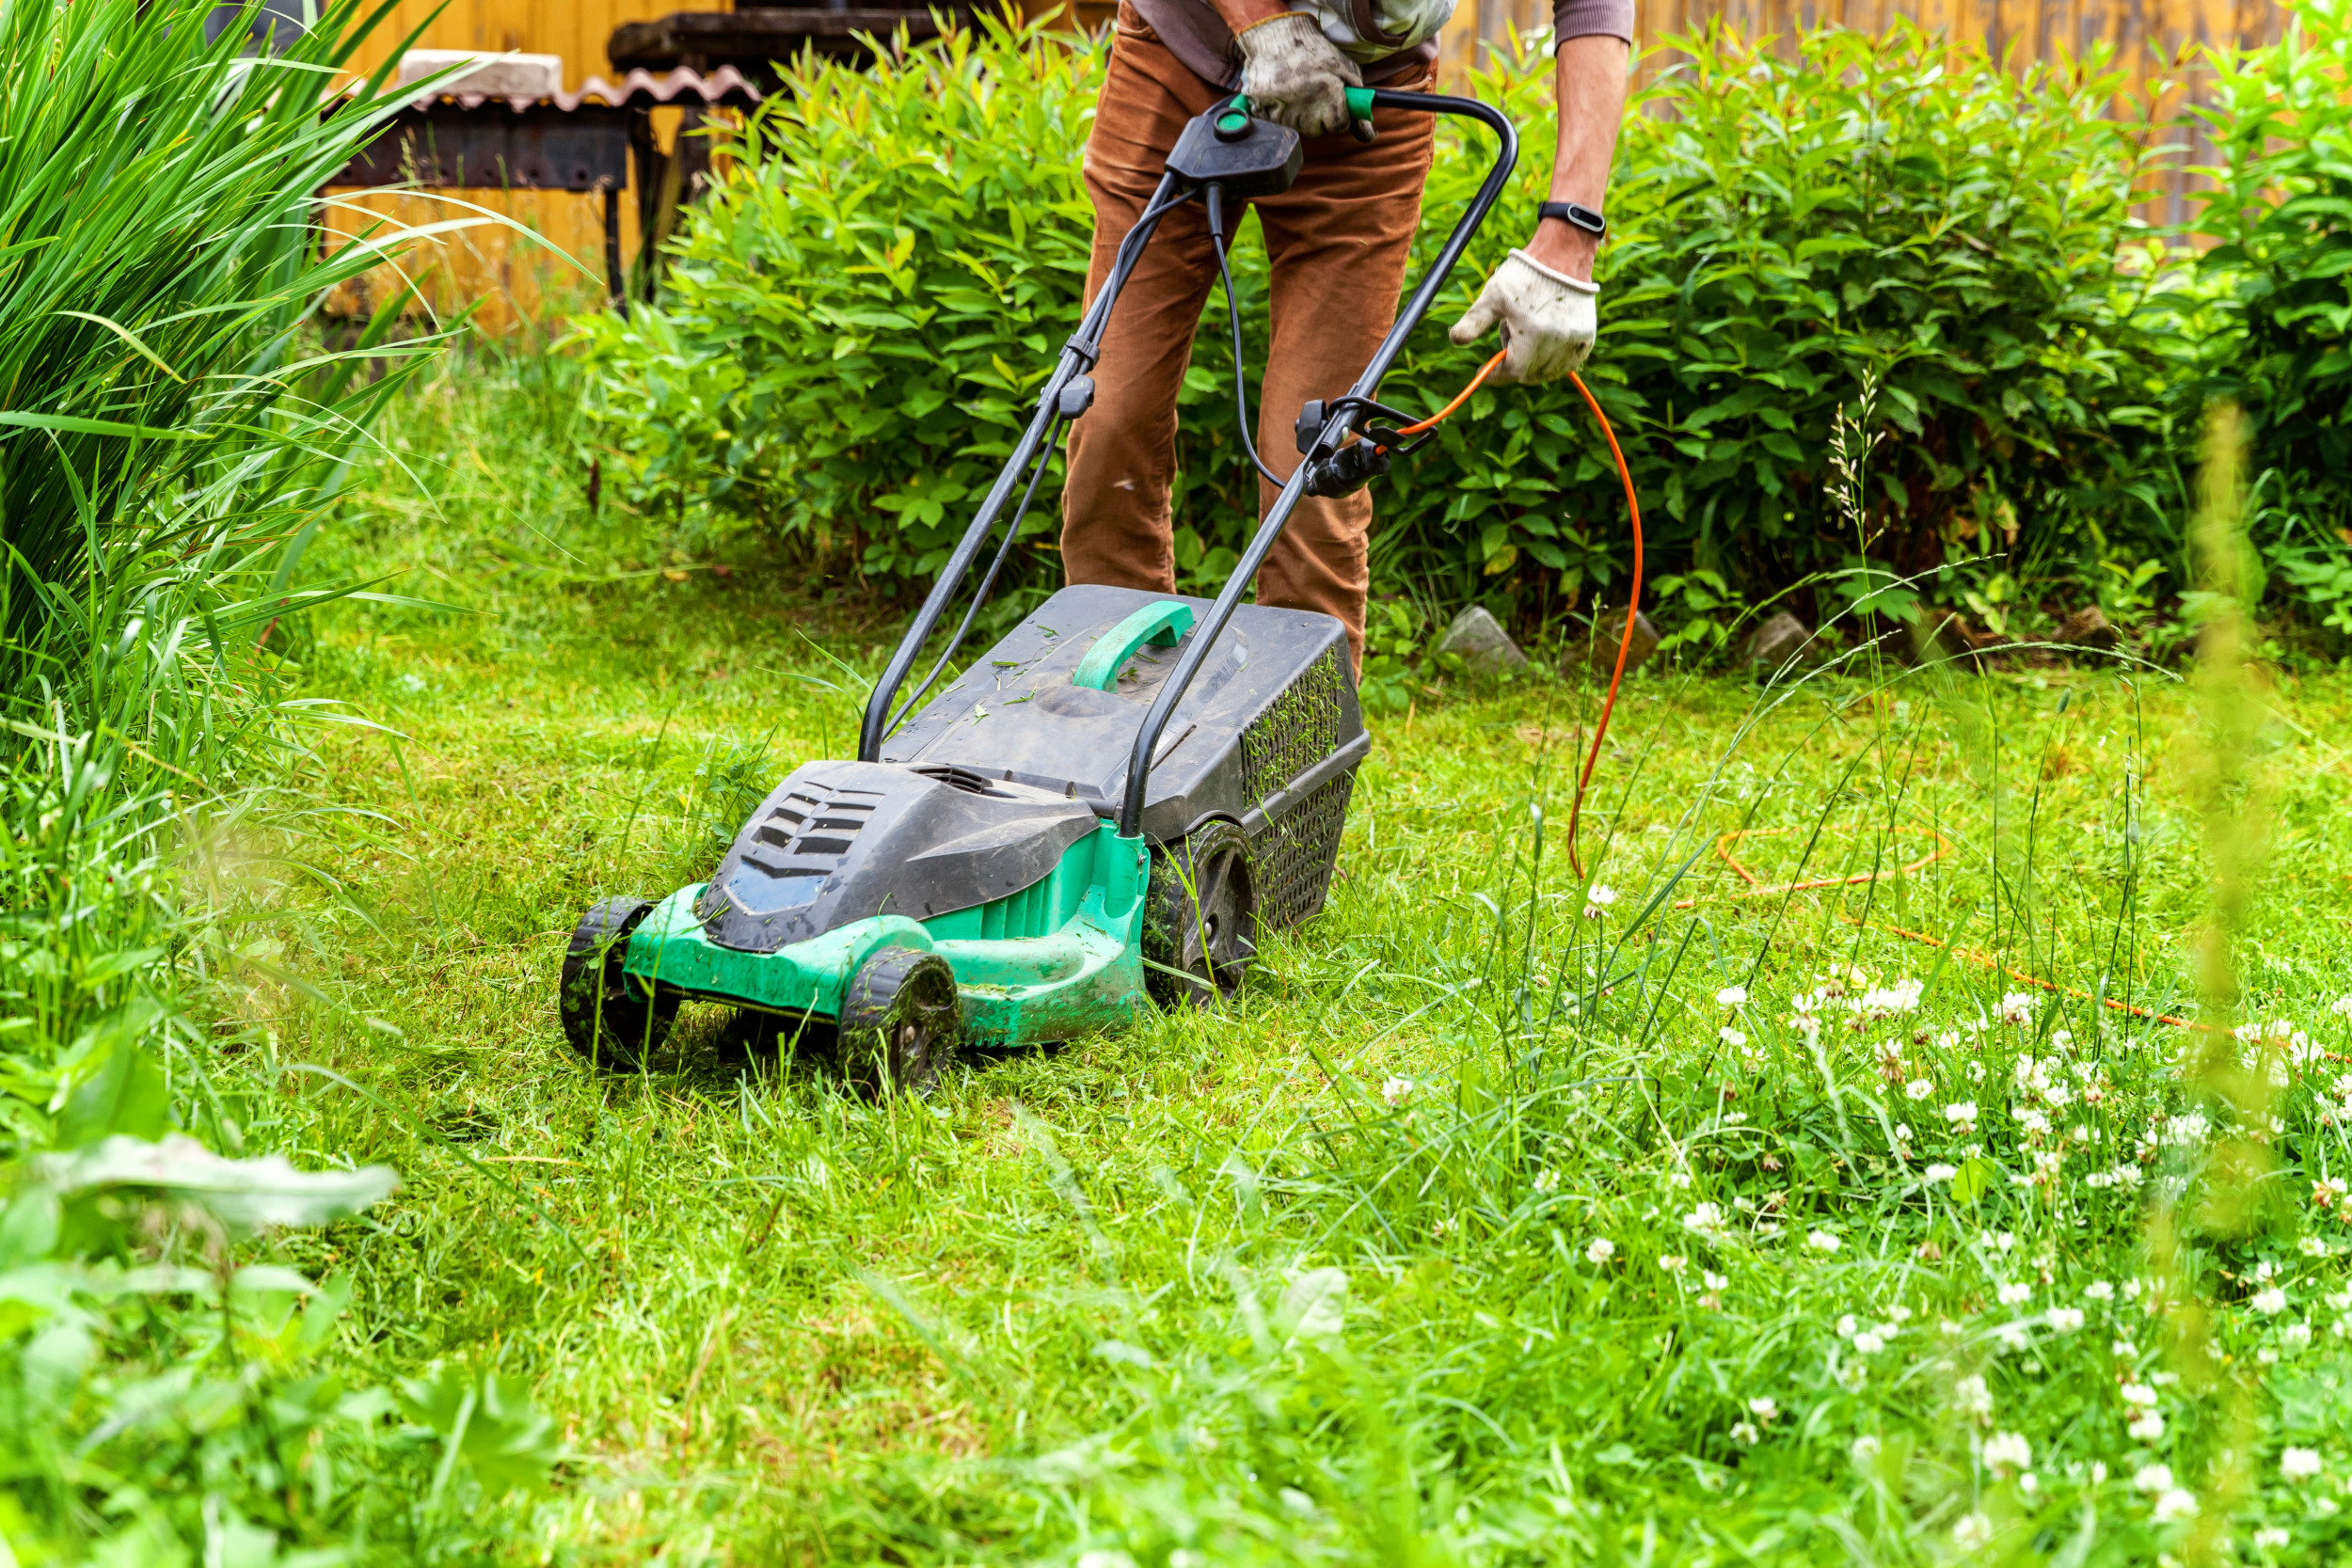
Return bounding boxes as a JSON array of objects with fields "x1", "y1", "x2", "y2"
[
  {"x1": 559, "y1": 897, "x2": 679, "y2": 1071},
  {"x1": 1145, "y1": 819, "x2": 1258, "y2": 1007},
  {"x1": 838, "y1": 945, "x2": 961, "y2": 1095}
]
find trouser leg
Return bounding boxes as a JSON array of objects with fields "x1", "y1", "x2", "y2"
[
  {"x1": 1248, "y1": 83, "x2": 1437, "y2": 668},
  {"x1": 1058, "y1": 20, "x2": 1222, "y2": 596}
]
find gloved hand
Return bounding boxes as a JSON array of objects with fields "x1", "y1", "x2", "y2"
[
  {"x1": 1448, "y1": 248, "x2": 1599, "y2": 384},
  {"x1": 1235, "y1": 12, "x2": 1361, "y2": 139}
]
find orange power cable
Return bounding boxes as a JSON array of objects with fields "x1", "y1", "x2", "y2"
[
  {"x1": 1385, "y1": 353, "x2": 1644, "y2": 879},
  {"x1": 1391, "y1": 349, "x2": 1505, "y2": 439},
  {"x1": 1563, "y1": 369, "x2": 1643, "y2": 879}
]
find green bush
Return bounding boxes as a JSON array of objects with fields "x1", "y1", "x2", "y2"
[
  {"x1": 2194, "y1": 0, "x2": 2352, "y2": 639},
  {"x1": 580, "y1": 14, "x2": 2185, "y2": 633},
  {"x1": 575, "y1": 17, "x2": 1100, "y2": 583}
]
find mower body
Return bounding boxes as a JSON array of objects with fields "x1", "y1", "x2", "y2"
[{"x1": 615, "y1": 584, "x2": 1365, "y2": 1045}]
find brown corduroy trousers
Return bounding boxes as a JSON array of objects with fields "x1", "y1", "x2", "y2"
[{"x1": 1057, "y1": 7, "x2": 1437, "y2": 667}]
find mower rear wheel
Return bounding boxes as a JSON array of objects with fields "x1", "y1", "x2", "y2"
[
  {"x1": 1145, "y1": 819, "x2": 1258, "y2": 1007},
  {"x1": 559, "y1": 897, "x2": 679, "y2": 1070},
  {"x1": 838, "y1": 945, "x2": 961, "y2": 1095}
]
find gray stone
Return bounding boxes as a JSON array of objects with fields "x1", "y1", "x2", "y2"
[
  {"x1": 1585, "y1": 609, "x2": 1661, "y2": 675},
  {"x1": 1744, "y1": 611, "x2": 1812, "y2": 671},
  {"x1": 1438, "y1": 605, "x2": 1527, "y2": 672},
  {"x1": 2055, "y1": 604, "x2": 2118, "y2": 651}
]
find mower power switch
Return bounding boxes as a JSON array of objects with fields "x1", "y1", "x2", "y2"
[{"x1": 1166, "y1": 99, "x2": 1302, "y2": 198}]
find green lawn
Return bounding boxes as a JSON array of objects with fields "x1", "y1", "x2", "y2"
[{"x1": 232, "y1": 361, "x2": 2352, "y2": 1564}]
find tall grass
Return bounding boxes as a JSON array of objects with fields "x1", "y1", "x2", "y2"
[
  {"x1": 0, "y1": 5, "x2": 547, "y2": 1560},
  {"x1": 0, "y1": 0, "x2": 447, "y2": 1127}
]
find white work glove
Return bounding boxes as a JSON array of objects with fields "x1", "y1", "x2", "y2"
[
  {"x1": 1234, "y1": 12, "x2": 1361, "y2": 139},
  {"x1": 1448, "y1": 248, "x2": 1599, "y2": 384}
]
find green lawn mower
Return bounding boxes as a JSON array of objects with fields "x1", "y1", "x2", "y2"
[{"x1": 559, "y1": 87, "x2": 1518, "y2": 1088}]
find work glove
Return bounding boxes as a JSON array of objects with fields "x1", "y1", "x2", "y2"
[
  {"x1": 1448, "y1": 248, "x2": 1599, "y2": 384},
  {"x1": 1235, "y1": 12, "x2": 1361, "y2": 139}
]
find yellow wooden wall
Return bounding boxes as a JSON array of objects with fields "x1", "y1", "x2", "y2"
[
  {"x1": 326, "y1": 0, "x2": 730, "y2": 335},
  {"x1": 1436, "y1": 0, "x2": 2288, "y2": 220}
]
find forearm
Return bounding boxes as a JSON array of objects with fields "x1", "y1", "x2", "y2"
[{"x1": 1524, "y1": 34, "x2": 1629, "y2": 283}]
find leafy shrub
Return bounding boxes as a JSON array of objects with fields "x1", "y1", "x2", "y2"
[
  {"x1": 582, "y1": 15, "x2": 2185, "y2": 633},
  {"x1": 2194, "y1": 0, "x2": 2352, "y2": 641},
  {"x1": 575, "y1": 16, "x2": 1100, "y2": 583}
]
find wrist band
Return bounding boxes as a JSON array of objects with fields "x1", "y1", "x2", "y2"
[{"x1": 1538, "y1": 201, "x2": 1606, "y2": 240}]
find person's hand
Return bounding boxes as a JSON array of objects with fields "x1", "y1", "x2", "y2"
[
  {"x1": 1234, "y1": 12, "x2": 1361, "y2": 138},
  {"x1": 1447, "y1": 248, "x2": 1599, "y2": 384}
]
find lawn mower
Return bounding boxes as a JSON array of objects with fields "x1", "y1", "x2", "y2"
[{"x1": 559, "y1": 87, "x2": 1520, "y2": 1087}]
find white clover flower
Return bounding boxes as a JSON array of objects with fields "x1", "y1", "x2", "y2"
[
  {"x1": 2256, "y1": 1527, "x2": 2290, "y2": 1551},
  {"x1": 1533, "y1": 1167, "x2": 1561, "y2": 1194},
  {"x1": 2128, "y1": 1411, "x2": 2166, "y2": 1442},
  {"x1": 2284, "y1": 1321, "x2": 2312, "y2": 1349},
  {"x1": 1998, "y1": 991, "x2": 2036, "y2": 1025},
  {"x1": 2153, "y1": 1488, "x2": 2199, "y2": 1523},
  {"x1": 1952, "y1": 1513, "x2": 1994, "y2": 1552},
  {"x1": 2047, "y1": 1307, "x2": 2085, "y2": 1333},
  {"x1": 1851, "y1": 1433, "x2": 1881, "y2": 1465},
  {"x1": 1658, "y1": 1253, "x2": 1687, "y2": 1275},
  {"x1": 1945, "y1": 1101, "x2": 1979, "y2": 1133},
  {"x1": 2132, "y1": 1463, "x2": 2173, "y2": 1493},
  {"x1": 1703, "y1": 1270, "x2": 1728, "y2": 1291},
  {"x1": 1381, "y1": 1075, "x2": 1413, "y2": 1105},
  {"x1": 1748, "y1": 1396, "x2": 1778, "y2": 1421},
  {"x1": 1586, "y1": 1237, "x2": 1616, "y2": 1265},
  {"x1": 2122, "y1": 1382, "x2": 2158, "y2": 1408},
  {"x1": 2085, "y1": 1280, "x2": 2115, "y2": 1302},
  {"x1": 1682, "y1": 1202, "x2": 1726, "y2": 1236},
  {"x1": 1924, "y1": 1163, "x2": 1959, "y2": 1181},
  {"x1": 1905, "y1": 1078, "x2": 1933, "y2": 1101},
  {"x1": 2331, "y1": 994, "x2": 2352, "y2": 1020},
  {"x1": 1805, "y1": 1229, "x2": 1840, "y2": 1253},
  {"x1": 1954, "y1": 1373, "x2": 1993, "y2": 1419},
  {"x1": 2254, "y1": 1286, "x2": 2289, "y2": 1315},
  {"x1": 1992, "y1": 1230, "x2": 2017, "y2": 1253},
  {"x1": 1997, "y1": 1282, "x2": 2033, "y2": 1306},
  {"x1": 1983, "y1": 1431, "x2": 2031, "y2": 1473},
  {"x1": 1717, "y1": 984, "x2": 1749, "y2": 1006},
  {"x1": 1853, "y1": 1328, "x2": 1886, "y2": 1354},
  {"x1": 1836, "y1": 1313, "x2": 1858, "y2": 1338},
  {"x1": 2281, "y1": 1447, "x2": 2323, "y2": 1481},
  {"x1": 1719, "y1": 1026, "x2": 1749, "y2": 1049},
  {"x1": 1730, "y1": 1419, "x2": 1759, "y2": 1445},
  {"x1": 1583, "y1": 884, "x2": 1618, "y2": 919}
]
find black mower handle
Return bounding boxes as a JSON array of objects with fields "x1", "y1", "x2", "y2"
[
  {"x1": 861, "y1": 90, "x2": 1518, "y2": 843},
  {"x1": 1114, "y1": 89, "x2": 1518, "y2": 837}
]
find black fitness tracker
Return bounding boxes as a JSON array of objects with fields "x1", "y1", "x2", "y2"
[{"x1": 1538, "y1": 201, "x2": 1607, "y2": 240}]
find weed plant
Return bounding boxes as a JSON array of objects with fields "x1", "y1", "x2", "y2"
[{"x1": 221, "y1": 361, "x2": 2352, "y2": 1562}]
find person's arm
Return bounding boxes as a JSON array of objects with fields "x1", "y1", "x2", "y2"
[
  {"x1": 1521, "y1": 34, "x2": 1629, "y2": 284},
  {"x1": 1447, "y1": 26, "x2": 1632, "y2": 382}
]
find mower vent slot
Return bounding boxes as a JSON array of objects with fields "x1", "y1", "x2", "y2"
[
  {"x1": 1257, "y1": 768, "x2": 1354, "y2": 932},
  {"x1": 1239, "y1": 647, "x2": 1344, "y2": 806}
]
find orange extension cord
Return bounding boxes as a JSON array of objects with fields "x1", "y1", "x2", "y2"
[
  {"x1": 1389, "y1": 350, "x2": 1645, "y2": 878},
  {"x1": 1394, "y1": 359, "x2": 2245, "y2": 1037}
]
